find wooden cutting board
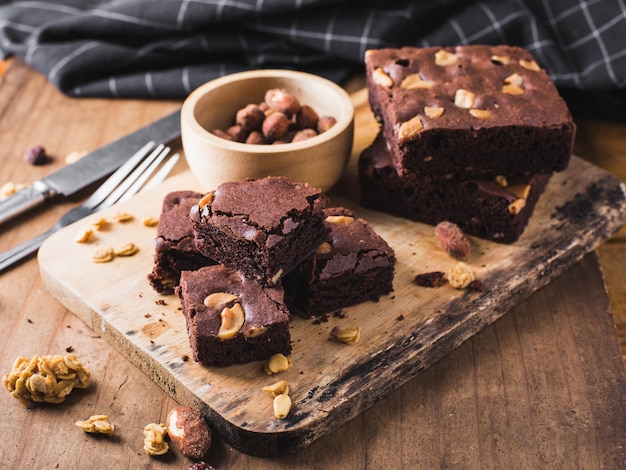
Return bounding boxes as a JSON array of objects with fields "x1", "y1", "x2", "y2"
[{"x1": 38, "y1": 91, "x2": 626, "y2": 456}]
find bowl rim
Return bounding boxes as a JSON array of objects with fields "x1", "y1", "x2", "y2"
[{"x1": 181, "y1": 69, "x2": 355, "y2": 154}]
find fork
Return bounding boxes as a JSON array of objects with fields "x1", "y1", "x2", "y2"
[{"x1": 0, "y1": 142, "x2": 179, "y2": 273}]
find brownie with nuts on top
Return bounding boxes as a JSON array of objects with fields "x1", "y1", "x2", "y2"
[
  {"x1": 148, "y1": 191, "x2": 215, "y2": 293},
  {"x1": 190, "y1": 176, "x2": 329, "y2": 286},
  {"x1": 176, "y1": 264, "x2": 291, "y2": 366},
  {"x1": 283, "y1": 207, "x2": 395, "y2": 317},
  {"x1": 358, "y1": 131, "x2": 551, "y2": 243},
  {"x1": 364, "y1": 45, "x2": 575, "y2": 179}
]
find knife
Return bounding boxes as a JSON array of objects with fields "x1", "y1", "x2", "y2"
[{"x1": 0, "y1": 108, "x2": 181, "y2": 226}]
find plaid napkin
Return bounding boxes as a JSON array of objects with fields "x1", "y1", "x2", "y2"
[{"x1": 0, "y1": 0, "x2": 624, "y2": 117}]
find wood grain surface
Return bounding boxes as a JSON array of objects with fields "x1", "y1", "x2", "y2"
[{"x1": 1, "y1": 58, "x2": 626, "y2": 468}]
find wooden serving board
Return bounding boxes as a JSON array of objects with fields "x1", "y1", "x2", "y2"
[{"x1": 38, "y1": 92, "x2": 626, "y2": 456}]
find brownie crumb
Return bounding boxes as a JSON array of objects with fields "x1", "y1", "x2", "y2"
[
  {"x1": 414, "y1": 271, "x2": 445, "y2": 287},
  {"x1": 469, "y1": 280, "x2": 483, "y2": 292},
  {"x1": 155, "y1": 299, "x2": 166, "y2": 306}
]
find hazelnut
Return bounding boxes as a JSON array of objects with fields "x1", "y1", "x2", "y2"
[
  {"x1": 295, "y1": 105, "x2": 319, "y2": 130},
  {"x1": 435, "y1": 49, "x2": 458, "y2": 66},
  {"x1": 226, "y1": 125, "x2": 247, "y2": 142},
  {"x1": 491, "y1": 55, "x2": 510, "y2": 65},
  {"x1": 316, "y1": 116, "x2": 337, "y2": 134},
  {"x1": 424, "y1": 106, "x2": 444, "y2": 118},
  {"x1": 262, "y1": 112, "x2": 290, "y2": 140},
  {"x1": 519, "y1": 59, "x2": 540, "y2": 71},
  {"x1": 210, "y1": 129, "x2": 232, "y2": 141},
  {"x1": 167, "y1": 405, "x2": 211, "y2": 459},
  {"x1": 454, "y1": 89, "x2": 475, "y2": 109},
  {"x1": 447, "y1": 262, "x2": 475, "y2": 289},
  {"x1": 245, "y1": 130, "x2": 269, "y2": 145},
  {"x1": 24, "y1": 145, "x2": 49, "y2": 165},
  {"x1": 264, "y1": 88, "x2": 301, "y2": 118},
  {"x1": 469, "y1": 109, "x2": 491, "y2": 119},
  {"x1": 435, "y1": 221, "x2": 471, "y2": 259},
  {"x1": 236, "y1": 104, "x2": 265, "y2": 132},
  {"x1": 292, "y1": 128, "x2": 318, "y2": 142}
]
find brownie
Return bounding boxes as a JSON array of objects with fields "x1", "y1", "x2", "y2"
[
  {"x1": 364, "y1": 45, "x2": 575, "y2": 179},
  {"x1": 176, "y1": 264, "x2": 291, "y2": 366},
  {"x1": 190, "y1": 176, "x2": 329, "y2": 286},
  {"x1": 358, "y1": 131, "x2": 551, "y2": 243},
  {"x1": 284, "y1": 207, "x2": 395, "y2": 317},
  {"x1": 148, "y1": 191, "x2": 215, "y2": 293}
]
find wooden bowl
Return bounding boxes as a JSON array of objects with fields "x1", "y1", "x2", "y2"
[{"x1": 181, "y1": 69, "x2": 355, "y2": 192}]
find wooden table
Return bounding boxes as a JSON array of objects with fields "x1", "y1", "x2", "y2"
[{"x1": 1, "y1": 58, "x2": 625, "y2": 469}]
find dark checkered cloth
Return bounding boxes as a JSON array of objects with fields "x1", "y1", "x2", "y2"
[{"x1": 0, "y1": 0, "x2": 624, "y2": 117}]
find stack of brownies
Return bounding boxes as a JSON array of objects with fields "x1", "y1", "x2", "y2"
[
  {"x1": 358, "y1": 45, "x2": 576, "y2": 243},
  {"x1": 149, "y1": 176, "x2": 395, "y2": 366}
]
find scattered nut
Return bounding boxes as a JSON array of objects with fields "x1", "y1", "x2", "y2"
[
  {"x1": 325, "y1": 215, "x2": 354, "y2": 226},
  {"x1": 519, "y1": 59, "x2": 540, "y2": 71},
  {"x1": 469, "y1": 109, "x2": 491, "y2": 119},
  {"x1": 264, "y1": 353, "x2": 292, "y2": 375},
  {"x1": 226, "y1": 125, "x2": 247, "y2": 142},
  {"x1": 435, "y1": 49, "x2": 458, "y2": 66},
  {"x1": 273, "y1": 393, "x2": 292, "y2": 419},
  {"x1": 316, "y1": 241, "x2": 332, "y2": 255},
  {"x1": 204, "y1": 292, "x2": 238, "y2": 309},
  {"x1": 92, "y1": 246, "x2": 115, "y2": 263},
  {"x1": 372, "y1": 67, "x2": 394, "y2": 87},
  {"x1": 454, "y1": 89, "x2": 475, "y2": 109},
  {"x1": 90, "y1": 217, "x2": 109, "y2": 230},
  {"x1": 113, "y1": 211, "x2": 134, "y2": 223},
  {"x1": 1, "y1": 181, "x2": 28, "y2": 201},
  {"x1": 330, "y1": 326, "x2": 361, "y2": 344},
  {"x1": 435, "y1": 221, "x2": 471, "y2": 259},
  {"x1": 398, "y1": 115, "x2": 424, "y2": 142},
  {"x1": 262, "y1": 379, "x2": 290, "y2": 397},
  {"x1": 243, "y1": 326, "x2": 268, "y2": 338},
  {"x1": 217, "y1": 303, "x2": 245, "y2": 340},
  {"x1": 490, "y1": 55, "x2": 510, "y2": 65},
  {"x1": 142, "y1": 216, "x2": 159, "y2": 227},
  {"x1": 504, "y1": 73, "x2": 524, "y2": 86},
  {"x1": 400, "y1": 73, "x2": 434, "y2": 89},
  {"x1": 245, "y1": 130, "x2": 269, "y2": 145},
  {"x1": 74, "y1": 226, "x2": 94, "y2": 243},
  {"x1": 262, "y1": 380, "x2": 292, "y2": 419},
  {"x1": 114, "y1": 242, "x2": 139, "y2": 256},
  {"x1": 65, "y1": 150, "x2": 88, "y2": 164},
  {"x1": 508, "y1": 184, "x2": 531, "y2": 200},
  {"x1": 188, "y1": 462, "x2": 216, "y2": 470},
  {"x1": 75, "y1": 415, "x2": 115, "y2": 435},
  {"x1": 424, "y1": 106, "x2": 444, "y2": 118},
  {"x1": 24, "y1": 145, "x2": 49, "y2": 165},
  {"x1": 508, "y1": 198, "x2": 527, "y2": 215},
  {"x1": 2, "y1": 354, "x2": 90, "y2": 406},
  {"x1": 143, "y1": 423, "x2": 169, "y2": 456},
  {"x1": 167, "y1": 405, "x2": 212, "y2": 459},
  {"x1": 494, "y1": 175, "x2": 508, "y2": 187},
  {"x1": 198, "y1": 192, "x2": 214, "y2": 210},
  {"x1": 502, "y1": 84, "x2": 524, "y2": 95},
  {"x1": 447, "y1": 262, "x2": 475, "y2": 289}
]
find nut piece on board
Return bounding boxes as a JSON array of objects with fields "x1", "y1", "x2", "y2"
[
  {"x1": 143, "y1": 423, "x2": 169, "y2": 456},
  {"x1": 75, "y1": 415, "x2": 115, "y2": 435},
  {"x1": 435, "y1": 221, "x2": 471, "y2": 259},
  {"x1": 167, "y1": 405, "x2": 212, "y2": 460}
]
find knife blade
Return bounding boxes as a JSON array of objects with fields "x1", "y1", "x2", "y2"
[{"x1": 0, "y1": 108, "x2": 181, "y2": 226}]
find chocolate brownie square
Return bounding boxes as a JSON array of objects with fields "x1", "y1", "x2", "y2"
[
  {"x1": 283, "y1": 207, "x2": 395, "y2": 317},
  {"x1": 176, "y1": 264, "x2": 291, "y2": 366},
  {"x1": 148, "y1": 191, "x2": 215, "y2": 293},
  {"x1": 190, "y1": 176, "x2": 329, "y2": 286},
  {"x1": 358, "y1": 131, "x2": 551, "y2": 243},
  {"x1": 364, "y1": 45, "x2": 575, "y2": 179}
]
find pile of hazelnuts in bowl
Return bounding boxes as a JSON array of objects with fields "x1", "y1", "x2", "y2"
[{"x1": 210, "y1": 88, "x2": 337, "y2": 145}]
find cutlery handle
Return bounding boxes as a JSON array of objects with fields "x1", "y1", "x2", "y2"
[
  {"x1": 0, "y1": 230, "x2": 52, "y2": 273},
  {"x1": 0, "y1": 183, "x2": 50, "y2": 226}
]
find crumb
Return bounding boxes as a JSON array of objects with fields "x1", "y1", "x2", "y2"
[
  {"x1": 332, "y1": 310, "x2": 346, "y2": 319},
  {"x1": 181, "y1": 355, "x2": 189, "y2": 362},
  {"x1": 66, "y1": 346, "x2": 74, "y2": 353},
  {"x1": 414, "y1": 271, "x2": 445, "y2": 287},
  {"x1": 396, "y1": 315, "x2": 405, "y2": 321},
  {"x1": 469, "y1": 280, "x2": 483, "y2": 292},
  {"x1": 144, "y1": 313, "x2": 151, "y2": 318},
  {"x1": 26, "y1": 318, "x2": 33, "y2": 324},
  {"x1": 155, "y1": 299, "x2": 166, "y2": 306},
  {"x1": 312, "y1": 314, "x2": 329, "y2": 325}
]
